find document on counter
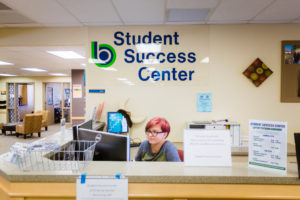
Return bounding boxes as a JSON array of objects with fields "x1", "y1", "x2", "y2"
[
  {"x1": 76, "y1": 176, "x2": 128, "y2": 200},
  {"x1": 184, "y1": 129, "x2": 232, "y2": 166},
  {"x1": 248, "y1": 120, "x2": 287, "y2": 173}
]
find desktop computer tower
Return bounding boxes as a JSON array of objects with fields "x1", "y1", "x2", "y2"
[{"x1": 294, "y1": 133, "x2": 300, "y2": 178}]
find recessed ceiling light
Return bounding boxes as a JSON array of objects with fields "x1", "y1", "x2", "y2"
[
  {"x1": 81, "y1": 63, "x2": 86, "y2": 66},
  {"x1": 48, "y1": 73, "x2": 68, "y2": 76},
  {"x1": 0, "y1": 60, "x2": 13, "y2": 65},
  {"x1": 21, "y1": 68, "x2": 47, "y2": 72},
  {"x1": 0, "y1": 73, "x2": 16, "y2": 76},
  {"x1": 47, "y1": 51, "x2": 85, "y2": 59}
]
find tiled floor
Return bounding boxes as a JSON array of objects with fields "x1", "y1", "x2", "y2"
[{"x1": 0, "y1": 123, "x2": 61, "y2": 155}]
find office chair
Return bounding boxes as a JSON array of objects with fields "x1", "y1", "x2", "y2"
[{"x1": 177, "y1": 149, "x2": 184, "y2": 162}]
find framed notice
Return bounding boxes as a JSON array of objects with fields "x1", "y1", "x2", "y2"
[
  {"x1": 197, "y1": 93, "x2": 212, "y2": 112},
  {"x1": 248, "y1": 120, "x2": 287, "y2": 173},
  {"x1": 184, "y1": 129, "x2": 232, "y2": 166},
  {"x1": 73, "y1": 84, "x2": 82, "y2": 98}
]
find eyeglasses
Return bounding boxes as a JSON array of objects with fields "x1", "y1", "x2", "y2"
[{"x1": 145, "y1": 131, "x2": 164, "y2": 136}]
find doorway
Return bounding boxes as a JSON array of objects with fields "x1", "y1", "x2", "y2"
[
  {"x1": 6, "y1": 82, "x2": 35, "y2": 122},
  {"x1": 43, "y1": 82, "x2": 71, "y2": 125}
]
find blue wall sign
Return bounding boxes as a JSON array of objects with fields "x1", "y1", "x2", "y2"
[{"x1": 89, "y1": 89, "x2": 105, "y2": 94}]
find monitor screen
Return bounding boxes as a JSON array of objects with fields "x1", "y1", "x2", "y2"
[
  {"x1": 77, "y1": 128, "x2": 130, "y2": 161},
  {"x1": 107, "y1": 112, "x2": 128, "y2": 133}
]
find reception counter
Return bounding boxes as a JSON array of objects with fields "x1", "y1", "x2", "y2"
[{"x1": 1, "y1": 129, "x2": 300, "y2": 200}]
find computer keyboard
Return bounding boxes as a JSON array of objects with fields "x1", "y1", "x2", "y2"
[{"x1": 130, "y1": 142, "x2": 141, "y2": 147}]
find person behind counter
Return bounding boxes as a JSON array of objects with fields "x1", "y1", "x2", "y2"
[{"x1": 135, "y1": 117, "x2": 181, "y2": 162}]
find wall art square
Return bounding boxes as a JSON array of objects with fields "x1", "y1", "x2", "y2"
[{"x1": 243, "y1": 58, "x2": 273, "y2": 87}]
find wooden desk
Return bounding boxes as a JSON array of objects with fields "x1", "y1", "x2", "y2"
[
  {"x1": 1, "y1": 175, "x2": 300, "y2": 200},
  {"x1": 1, "y1": 130, "x2": 300, "y2": 200}
]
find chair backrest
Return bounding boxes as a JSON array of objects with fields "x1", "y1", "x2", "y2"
[
  {"x1": 36, "y1": 110, "x2": 50, "y2": 125},
  {"x1": 177, "y1": 149, "x2": 184, "y2": 162},
  {"x1": 32, "y1": 114, "x2": 42, "y2": 132},
  {"x1": 23, "y1": 114, "x2": 35, "y2": 134}
]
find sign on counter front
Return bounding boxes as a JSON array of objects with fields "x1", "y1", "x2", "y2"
[
  {"x1": 248, "y1": 120, "x2": 287, "y2": 173},
  {"x1": 76, "y1": 175, "x2": 128, "y2": 200}
]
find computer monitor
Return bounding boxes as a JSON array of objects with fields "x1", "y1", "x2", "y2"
[
  {"x1": 73, "y1": 119, "x2": 93, "y2": 140},
  {"x1": 79, "y1": 119, "x2": 93, "y2": 130},
  {"x1": 294, "y1": 133, "x2": 300, "y2": 178},
  {"x1": 77, "y1": 128, "x2": 130, "y2": 161},
  {"x1": 107, "y1": 112, "x2": 128, "y2": 133}
]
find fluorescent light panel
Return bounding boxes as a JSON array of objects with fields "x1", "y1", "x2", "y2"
[
  {"x1": 48, "y1": 73, "x2": 68, "y2": 76},
  {"x1": 0, "y1": 73, "x2": 16, "y2": 76},
  {"x1": 47, "y1": 51, "x2": 85, "y2": 59},
  {"x1": 0, "y1": 60, "x2": 13, "y2": 65},
  {"x1": 21, "y1": 68, "x2": 47, "y2": 72}
]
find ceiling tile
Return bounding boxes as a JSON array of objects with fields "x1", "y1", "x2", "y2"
[
  {"x1": 209, "y1": 0, "x2": 273, "y2": 21},
  {"x1": 167, "y1": 0, "x2": 218, "y2": 9},
  {"x1": 112, "y1": 0, "x2": 165, "y2": 25},
  {"x1": 254, "y1": 0, "x2": 300, "y2": 21},
  {"x1": 1, "y1": 0, "x2": 81, "y2": 26},
  {"x1": 58, "y1": 0, "x2": 122, "y2": 24},
  {"x1": 0, "y1": 10, "x2": 35, "y2": 24},
  {"x1": 168, "y1": 9, "x2": 210, "y2": 22}
]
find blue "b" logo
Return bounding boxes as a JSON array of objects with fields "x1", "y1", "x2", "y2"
[{"x1": 91, "y1": 41, "x2": 116, "y2": 68}]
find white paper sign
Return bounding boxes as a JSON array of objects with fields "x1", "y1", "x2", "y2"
[
  {"x1": 73, "y1": 84, "x2": 82, "y2": 98},
  {"x1": 248, "y1": 120, "x2": 287, "y2": 173},
  {"x1": 184, "y1": 129, "x2": 232, "y2": 166},
  {"x1": 76, "y1": 176, "x2": 128, "y2": 200}
]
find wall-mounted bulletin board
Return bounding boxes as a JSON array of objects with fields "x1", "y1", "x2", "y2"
[{"x1": 281, "y1": 40, "x2": 300, "y2": 102}]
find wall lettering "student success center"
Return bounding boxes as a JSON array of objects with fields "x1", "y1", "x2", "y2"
[{"x1": 92, "y1": 31, "x2": 197, "y2": 82}]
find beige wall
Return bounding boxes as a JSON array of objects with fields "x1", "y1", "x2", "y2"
[
  {"x1": 86, "y1": 24, "x2": 300, "y2": 144},
  {"x1": 0, "y1": 25, "x2": 300, "y2": 144},
  {"x1": 0, "y1": 76, "x2": 71, "y2": 123}
]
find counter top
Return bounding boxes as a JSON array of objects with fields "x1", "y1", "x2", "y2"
[{"x1": 0, "y1": 129, "x2": 299, "y2": 185}]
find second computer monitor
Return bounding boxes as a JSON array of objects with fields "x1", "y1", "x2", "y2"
[{"x1": 78, "y1": 128, "x2": 130, "y2": 161}]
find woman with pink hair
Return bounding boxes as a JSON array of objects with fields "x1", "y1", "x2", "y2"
[{"x1": 135, "y1": 117, "x2": 180, "y2": 162}]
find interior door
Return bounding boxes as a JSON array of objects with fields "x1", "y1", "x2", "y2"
[{"x1": 45, "y1": 85, "x2": 55, "y2": 124}]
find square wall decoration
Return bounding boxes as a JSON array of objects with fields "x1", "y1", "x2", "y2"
[{"x1": 243, "y1": 58, "x2": 273, "y2": 87}]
